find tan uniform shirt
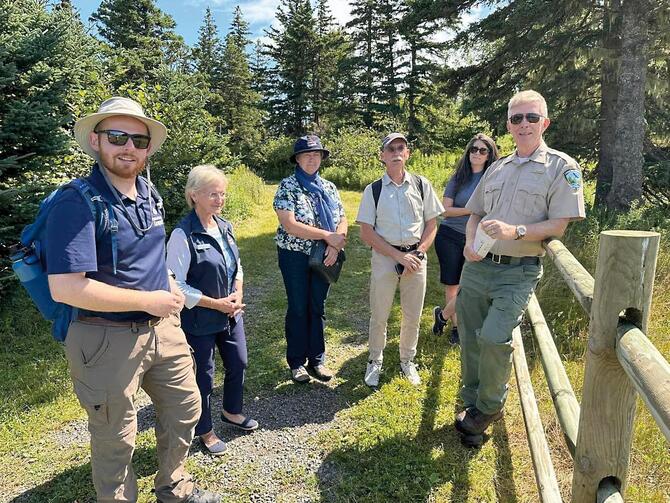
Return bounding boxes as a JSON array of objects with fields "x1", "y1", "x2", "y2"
[
  {"x1": 356, "y1": 171, "x2": 444, "y2": 246},
  {"x1": 466, "y1": 141, "x2": 586, "y2": 257}
]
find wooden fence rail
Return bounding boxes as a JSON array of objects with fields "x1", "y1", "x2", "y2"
[{"x1": 513, "y1": 230, "x2": 667, "y2": 502}]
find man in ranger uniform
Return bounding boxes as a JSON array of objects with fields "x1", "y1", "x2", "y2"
[{"x1": 454, "y1": 90, "x2": 585, "y2": 440}]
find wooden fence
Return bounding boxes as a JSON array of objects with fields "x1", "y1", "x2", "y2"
[{"x1": 511, "y1": 230, "x2": 669, "y2": 502}]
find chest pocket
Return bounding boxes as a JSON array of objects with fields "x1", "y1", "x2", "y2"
[
  {"x1": 193, "y1": 242, "x2": 213, "y2": 264},
  {"x1": 516, "y1": 182, "x2": 546, "y2": 217},
  {"x1": 484, "y1": 181, "x2": 504, "y2": 213}
]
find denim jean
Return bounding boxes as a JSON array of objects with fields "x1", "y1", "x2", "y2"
[{"x1": 277, "y1": 247, "x2": 330, "y2": 369}]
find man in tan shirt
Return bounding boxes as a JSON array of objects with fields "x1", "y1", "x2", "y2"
[
  {"x1": 356, "y1": 133, "x2": 444, "y2": 387},
  {"x1": 455, "y1": 90, "x2": 585, "y2": 440}
]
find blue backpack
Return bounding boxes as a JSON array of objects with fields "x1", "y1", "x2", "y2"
[{"x1": 10, "y1": 179, "x2": 118, "y2": 342}]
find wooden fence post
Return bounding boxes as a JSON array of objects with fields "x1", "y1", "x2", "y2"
[{"x1": 571, "y1": 230, "x2": 660, "y2": 502}]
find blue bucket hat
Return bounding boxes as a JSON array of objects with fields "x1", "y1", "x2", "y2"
[{"x1": 290, "y1": 135, "x2": 330, "y2": 164}]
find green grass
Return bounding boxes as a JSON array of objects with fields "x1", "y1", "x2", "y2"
[{"x1": 1, "y1": 184, "x2": 669, "y2": 502}]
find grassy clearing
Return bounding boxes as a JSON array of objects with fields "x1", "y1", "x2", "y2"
[{"x1": 1, "y1": 183, "x2": 669, "y2": 502}]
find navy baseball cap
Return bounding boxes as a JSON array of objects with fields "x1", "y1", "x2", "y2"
[
  {"x1": 290, "y1": 135, "x2": 330, "y2": 164},
  {"x1": 381, "y1": 132, "x2": 408, "y2": 150}
]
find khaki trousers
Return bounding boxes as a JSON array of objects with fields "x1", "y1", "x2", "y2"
[
  {"x1": 64, "y1": 314, "x2": 201, "y2": 503},
  {"x1": 368, "y1": 250, "x2": 427, "y2": 362}
]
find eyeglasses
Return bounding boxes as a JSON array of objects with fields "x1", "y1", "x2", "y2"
[
  {"x1": 469, "y1": 146, "x2": 489, "y2": 155},
  {"x1": 508, "y1": 113, "x2": 544, "y2": 125},
  {"x1": 384, "y1": 144, "x2": 407, "y2": 154},
  {"x1": 206, "y1": 191, "x2": 226, "y2": 201},
  {"x1": 95, "y1": 129, "x2": 151, "y2": 149}
]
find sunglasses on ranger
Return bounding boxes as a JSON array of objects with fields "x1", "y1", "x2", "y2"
[
  {"x1": 95, "y1": 129, "x2": 151, "y2": 149},
  {"x1": 508, "y1": 113, "x2": 544, "y2": 125},
  {"x1": 469, "y1": 146, "x2": 489, "y2": 155}
]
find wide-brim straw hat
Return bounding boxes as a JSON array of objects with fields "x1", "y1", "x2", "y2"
[{"x1": 74, "y1": 97, "x2": 168, "y2": 158}]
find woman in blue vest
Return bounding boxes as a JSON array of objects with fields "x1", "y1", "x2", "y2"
[
  {"x1": 166, "y1": 164, "x2": 257, "y2": 456},
  {"x1": 273, "y1": 135, "x2": 348, "y2": 384},
  {"x1": 432, "y1": 133, "x2": 499, "y2": 343}
]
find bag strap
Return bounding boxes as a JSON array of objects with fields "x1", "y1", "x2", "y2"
[{"x1": 65, "y1": 179, "x2": 119, "y2": 275}]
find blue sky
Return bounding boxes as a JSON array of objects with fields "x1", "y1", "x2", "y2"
[
  {"x1": 70, "y1": 1, "x2": 487, "y2": 47},
  {"x1": 71, "y1": 0, "x2": 355, "y2": 46}
]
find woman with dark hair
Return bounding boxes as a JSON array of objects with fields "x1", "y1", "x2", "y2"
[
  {"x1": 432, "y1": 133, "x2": 499, "y2": 343},
  {"x1": 273, "y1": 135, "x2": 348, "y2": 383}
]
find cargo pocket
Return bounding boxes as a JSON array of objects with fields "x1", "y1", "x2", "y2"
[{"x1": 72, "y1": 378, "x2": 108, "y2": 426}]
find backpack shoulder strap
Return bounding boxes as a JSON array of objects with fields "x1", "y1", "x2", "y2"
[
  {"x1": 411, "y1": 173, "x2": 424, "y2": 200},
  {"x1": 372, "y1": 178, "x2": 383, "y2": 209},
  {"x1": 64, "y1": 179, "x2": 119, "y2": 275},
  {"x1": 371, "y1": 178, "x2": 383, "y2": 228}
]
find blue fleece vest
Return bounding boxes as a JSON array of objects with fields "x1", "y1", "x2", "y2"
[{"x1": 177, "y1": 210, "x2": 240, "y2": 336}]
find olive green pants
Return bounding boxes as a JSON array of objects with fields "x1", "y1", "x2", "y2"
[
  {"x1": 455, "y1": 259, "x2": 542, "y2": 415},
  {"x1": 64, "y1": 314, "x2": 200, "y2": 502}
]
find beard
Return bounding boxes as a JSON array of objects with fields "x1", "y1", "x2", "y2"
[{"x1": 97, "y1": 149, "x2": 146, "y2": 179}]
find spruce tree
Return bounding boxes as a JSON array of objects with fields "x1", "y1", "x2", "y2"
[
  {"x1": 219, "y1": 9, "x2": 263, "y2": 160},
  {"x1": 265, "y1": 0, "x2": 318, "y2": 135},
  {"x1": 91, "y1": 0, "x2": 186, "y2": 84}
]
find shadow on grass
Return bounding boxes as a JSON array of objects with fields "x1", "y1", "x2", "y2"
[
  {"x1": 315, "y1": 325, "x2": 518, "y2": 502},
  {"x1": 9, "y1": 446, "x2": 159, "y2": 503}
]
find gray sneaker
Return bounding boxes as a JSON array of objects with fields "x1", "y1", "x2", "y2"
[
  {"x1": 364, "y1": 360, "x2": 382, "y2": 387},
  {"x1": 400, "y1": 360, "x2": 421, "y2": 385},
  {"x1": 291, "y1": 366, "x2": 311, "y2": 384}
]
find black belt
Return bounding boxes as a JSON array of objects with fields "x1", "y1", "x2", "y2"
[
  {"x1": 392, "y1": 243, "x2": 419, "y2": 252},
  {"x1": 77, "y1": 315, "x2": 163, "y2": 327},
  {"x1": 485, "y1": 253, "x2": 540, "y2": 266}
]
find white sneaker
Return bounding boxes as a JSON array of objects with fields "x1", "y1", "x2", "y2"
[
  {"x1": 400, "y1": 360, "x2": 421, "y2": 386},
  {"x1": 364, "y1": 360, "x2": 382, "y2": 387}
]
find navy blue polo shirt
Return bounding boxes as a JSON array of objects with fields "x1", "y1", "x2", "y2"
[{"x1": 46, "y1": 163, "x2": 169, "y2": 322}]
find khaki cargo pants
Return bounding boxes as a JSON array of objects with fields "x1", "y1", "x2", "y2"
[
  {"x1": 456, "y1": 259, "x2": 542, "y2": 415},
  {"x1": 64, "y1": 314, "x2": 201, "y2": 502}
]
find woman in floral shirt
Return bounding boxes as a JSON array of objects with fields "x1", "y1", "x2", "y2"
[{"x1": 273, "y1": 135, "x2": 348, "y2": 384}]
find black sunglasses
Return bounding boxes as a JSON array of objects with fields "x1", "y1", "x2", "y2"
[
  {"x1": 508, "y1": 113, "x2": 544, "y2": 125},
  {"x1": 469, "y1": 146, "x2": 489, "y2": 155},
  {"x1": 95, "y1": 129, "x2": 151, "y2": 149}
]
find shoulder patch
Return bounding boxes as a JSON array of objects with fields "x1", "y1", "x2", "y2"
[{"x1": 563, "y1": 169, "x2": 582, "y2": 190}]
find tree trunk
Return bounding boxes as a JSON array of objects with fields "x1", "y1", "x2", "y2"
[
  {"x1": 594, "y1": 0, "x2": 620, "y2": 207},
  {"x1": 606, "y1": 0, "x2": 649, "y2": 211}
]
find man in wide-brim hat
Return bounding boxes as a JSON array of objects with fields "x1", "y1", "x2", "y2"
[{"x1": 46, "y1": 97, "x2": 220, "y2": 503}]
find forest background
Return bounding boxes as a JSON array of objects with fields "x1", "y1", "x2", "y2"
[{"x1": 1, "y1": 0, "x2": 669, "y2": 500}]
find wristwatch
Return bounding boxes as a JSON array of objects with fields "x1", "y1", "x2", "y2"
[
  {"x1": 515, "y1": 225, "x2": 527, "y2": 240},
  {"x1": 414, "y1": 250, "x2": 426, "y2": 260}
]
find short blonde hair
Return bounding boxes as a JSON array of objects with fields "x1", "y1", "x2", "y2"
[
  {"x1": 185, "y1": 164, "x2": 228, "y2": 208},
  {"x1": 508, "y1": 90, "x2": 548, "y2": 118}
]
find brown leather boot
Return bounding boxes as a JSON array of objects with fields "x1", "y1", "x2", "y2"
[{"x1": 455, "y1": 406, "x2": 503, "y2": 435}]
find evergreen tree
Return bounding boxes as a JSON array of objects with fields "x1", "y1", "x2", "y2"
[
  {"x1": 346, "y1": 0, "x2": 384, "y2": 126},
  {"x1": 311, "y1": 0, "x2": 350, "y2": 130},
  {"x1": 192, "y1": 7, "x2": 223, "y2": 81},
  {"x1": 265, "y1": 0, "x2": 318, "y2": 135},
  {"x1": 91, "y1": 0, "x2": 186, "y2": 84},
  {"x1": 219, "y1": 9, "x2": 263, "y2": 160},
  {"x1": 0, "y1": 0, "x2": 105, "y2": 277}
]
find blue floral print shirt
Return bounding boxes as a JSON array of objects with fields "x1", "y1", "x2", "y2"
[{"x1": 273, "y1": 174, "x2": 345, "y2": 255}]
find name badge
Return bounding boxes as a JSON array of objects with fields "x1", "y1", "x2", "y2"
[{"x1": 195, "y1": 243, "x2": 211, "y2": 251}]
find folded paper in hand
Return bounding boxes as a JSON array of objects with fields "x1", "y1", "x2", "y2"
[{"x1": 473, "y1": 223, "x2": 496, "y2": 258}]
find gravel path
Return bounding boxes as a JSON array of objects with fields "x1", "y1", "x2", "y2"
[{"x1": 48, "y1": 361, "x2": 357, "y2": 502}]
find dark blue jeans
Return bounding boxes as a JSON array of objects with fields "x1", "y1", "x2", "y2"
[
  {"x1": 277, "y1": 247, "x2": 330, "y2": 369},
  {"x1": 186, "y1": 316, "x2": 248, "y2": 436}
]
